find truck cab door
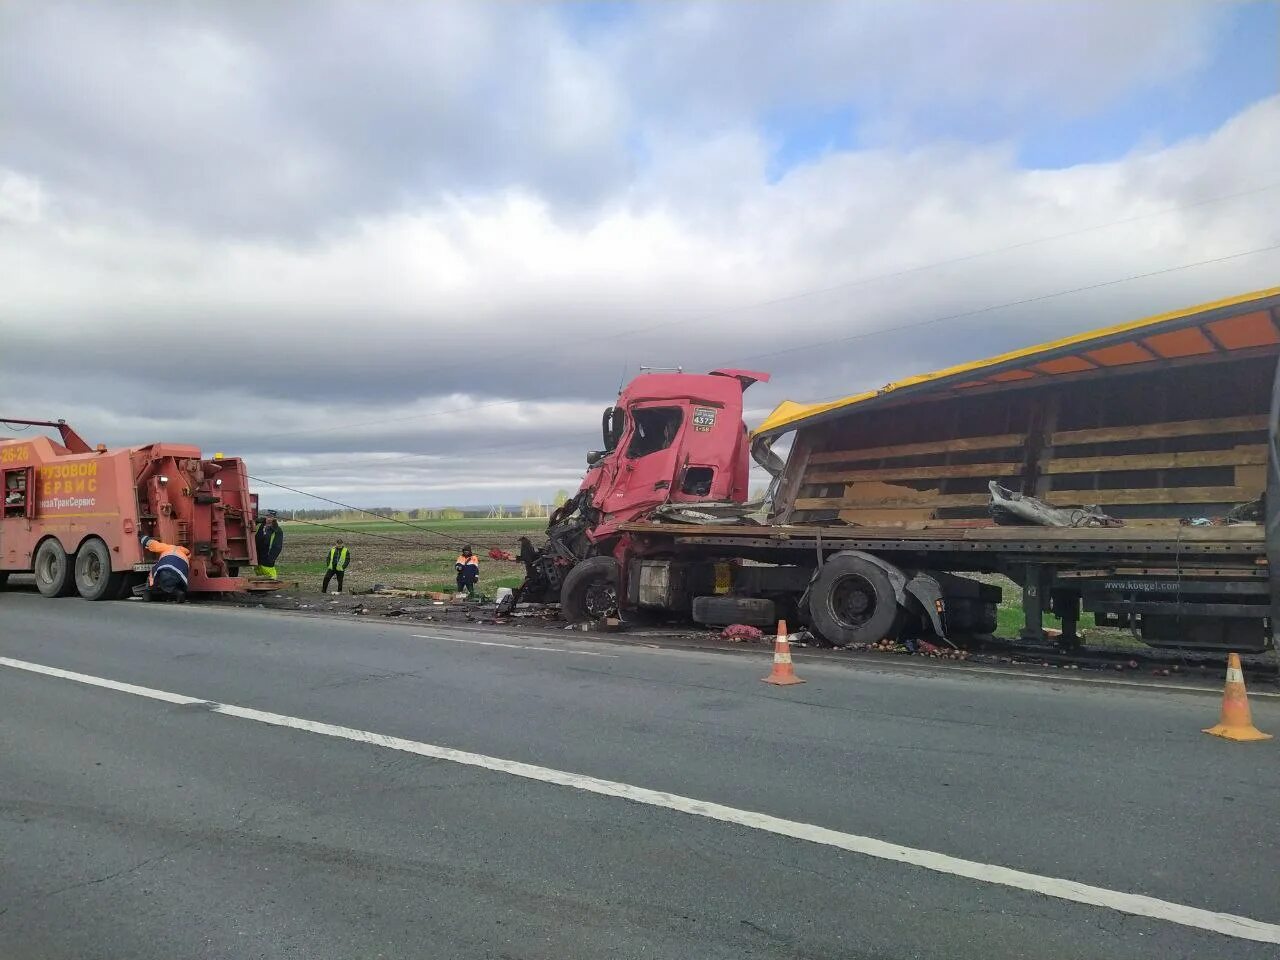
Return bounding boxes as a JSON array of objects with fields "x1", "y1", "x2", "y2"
[{"x1": 597, "y1": 405, "x2": 685, "y2": 517}]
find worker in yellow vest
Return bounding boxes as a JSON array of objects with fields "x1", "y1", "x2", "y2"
[
  {"x1": 322, "y1": 539, "x2": 351, "y2": 594},
  {"x1": 254, "y1": 511, "x2": 284, "y2": 579}
]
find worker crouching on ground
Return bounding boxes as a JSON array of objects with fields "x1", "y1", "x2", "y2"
[
  {"x1": 140, "y1": 536, "x2": 190, "y2": 602},
  {"x1": 254, "y1": 510, "x2": 284, "y2": 578},
  {"x1": 322, "y1": 539, "x2": 351, "y2": 594},
  {"x1": 455, "y1": 546, "x2": 480, "y2": 597}
]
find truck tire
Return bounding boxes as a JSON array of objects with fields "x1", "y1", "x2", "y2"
[
  {"x1": 74, "y1": 537, "x2": 124, "y2": 601},
  {"x1": 33, "y1": 539, "x2": 75, "y2": 598},
  {"x1": 560, "y1": 556, "x2": 619, "y2": 623},
  {"x1": 808, "y1": 554, "x2": 904, "y2": 647},
  {"x1": 692, "y1": 595, "x2": 776, "y2": 627}
]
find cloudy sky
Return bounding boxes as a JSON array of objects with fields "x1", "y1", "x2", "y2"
[{"x1": 1, "y1": 1, "x2": 1277, "y2": 510}]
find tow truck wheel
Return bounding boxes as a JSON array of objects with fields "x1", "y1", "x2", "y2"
[
  {"x1": 33, "y1": 539, "x2": 75, "y2": 598},
  {"x1": 808, "y1": 554, "x2": 904, "y2": 647},
  {"x1": 560, "y1": 556, "x2": 620, "y2": 623},
  {"x1": 74, "y1": 537, "x2": 124, "y2": 601}
]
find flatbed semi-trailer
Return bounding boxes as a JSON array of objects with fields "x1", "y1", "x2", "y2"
[
  {"x1": 514, "y1": 288, "x2": 1279, "y2": 655},
  {"x1": 616, "y1": 520, "x2": 1269, "y2": 651}
]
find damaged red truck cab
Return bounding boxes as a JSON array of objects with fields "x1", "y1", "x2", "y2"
[
  {"x1": 514, "y1": 369, "x2": 769, "y2": 618},
  {"x1": 582, "y1": 368, "x2": 766, "y2": 539}
]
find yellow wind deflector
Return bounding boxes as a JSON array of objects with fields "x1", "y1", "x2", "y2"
[{"x1": 754, "y1": 286, "x2": 1280, "y2": 437}]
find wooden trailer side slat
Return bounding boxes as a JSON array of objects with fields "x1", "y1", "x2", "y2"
[
  {"x1": 1049, "y1": 414, "x2": 1268, "y2": 446},
  {"x1": 1041, "y1": 485, "x2": 1251, "y2": 506},
  {"x1": 807, "y1": 431, "x2": 1026, "y2": 465},
  {"x1": 1042, "y1": 445, "x2": 1266, "y2": 475},
  {"x1": 808, "y1": 461, "x2": 1023, "y2": 483}
]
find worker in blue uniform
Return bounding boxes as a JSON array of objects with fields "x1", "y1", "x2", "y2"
[
  {"x1": 141, "y1": 535, "x2": 190, "y2": 602},
  {"x1": 455, "y1": 546, "x2": 480, "y2": 597}
]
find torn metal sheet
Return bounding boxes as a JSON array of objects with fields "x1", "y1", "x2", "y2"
[{"x1": 988, "y1": 481, "x2": 1122, "y2": 528}]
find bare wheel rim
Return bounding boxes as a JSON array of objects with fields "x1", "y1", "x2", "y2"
[
  {"x1": 82, "y1": 551, "x2": 103, "y2": 585},
  {"x1": 38, "y1": 549, "x2": 60, "y2": 584},
  {"x1": 828, "y1": 573, "x2": 877, "y2": 629},
  {"x1": 583, "y1": 579, "x2": 618, "y2": 618}
]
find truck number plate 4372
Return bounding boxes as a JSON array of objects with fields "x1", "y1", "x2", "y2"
[{"x1": 693, "y1": 407, "x2": 717, "y2": 432}]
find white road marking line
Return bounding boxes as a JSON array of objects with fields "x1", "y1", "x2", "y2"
[
  {"x1": 0, "y1": 657, "x2": 209, "y2": 705},
  {"x1": 411, "y1": 633, "x2": 617, "y2": 657},
  {"x1": 1, "y1": 656, "x2": 1276, "y2": 945}
]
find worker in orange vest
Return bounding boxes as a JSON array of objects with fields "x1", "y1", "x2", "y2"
[
  {"x1": 455, "y1": 545, "x2": 480, "y2": 597},
  {"x1": 140, "y1": 535, "x2": 191, "y2": 602}
]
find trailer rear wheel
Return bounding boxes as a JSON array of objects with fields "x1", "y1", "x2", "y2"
[
  {"x1": 560, "y1": 556, "x2": 619, "y2": 623},
  {"x1": 75, "y1": 538, "x2": 124, "y2": 601},
  {"x1": 809, "y1": 554, "x2": 904, "y2": 647},
  {"x1": 33, "y1": 539, "x2": 75, "y2": 598}
]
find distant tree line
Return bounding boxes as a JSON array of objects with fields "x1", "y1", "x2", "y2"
[{"x1": 268, "y1": 490, "x2": 572, "y2": 523}]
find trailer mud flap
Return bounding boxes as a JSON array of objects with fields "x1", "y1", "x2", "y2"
[{"x1": 904, "y1": 574, "x2": 947, "y2": 641}]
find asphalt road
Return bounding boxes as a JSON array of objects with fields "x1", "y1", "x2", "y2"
[{"x1": 1, "y1": 591, "x2": 1277, "y2": 959}]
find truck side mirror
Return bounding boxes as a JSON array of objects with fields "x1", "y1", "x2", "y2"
[
  {"x1": 602, "y1": 406, "x2": 624, "y2": 452},
  {"x1": 586, "y1": 450, "x2": 604, "y2": 466}
]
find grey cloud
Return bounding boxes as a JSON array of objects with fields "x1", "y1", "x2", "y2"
[
  {"x1": 0, "y1": 1, "x2": 631, "y2": 236},
  {"x1": 1, "y1": 3, "x2": 1276, "y2": 508},
  {"x1": 600, "y1": 1, "x2": 1221, "y2": 134},
  {"x1": 0, "y1": 1, "x2": 1230, "y2": 239}
]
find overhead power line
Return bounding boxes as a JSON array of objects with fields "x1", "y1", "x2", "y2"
[
  {"x1": 730, "y1": 240, "x2": 1280, "y2": 365},
  {"x1": 248, "y1": 474, "x2": 493, "y2": 546},
  {"x1": 247, "y1": 238, "x2": 1280, "y2": 482},
  {"x1": 250, "y1": 239, "x2": 1280, "y2": 522},
  {"x1": 250, "y1": 180, "x2": 1280, "y2": 445},
  {"x1": 280, "y1": 513, "x2": 441, "y2": 548}
]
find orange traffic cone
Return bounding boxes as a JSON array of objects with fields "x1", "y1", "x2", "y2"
[
  {"x1": 1203, "y1": 653, "x2": 1271, "y2": 742},
  {"x1": 762, "y1": 620, "x2": 805, "y2": 686}
]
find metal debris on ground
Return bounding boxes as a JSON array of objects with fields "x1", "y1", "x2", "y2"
[
  {"x1": 1182, "y1": 494, "x2": 1264, "y2": 527},
  {"x1": 843, "y1": 638, "x2": 971, "y2": 660},
  {"x1": 354, "y1": 585, "x2": 454, "y2": 601}
]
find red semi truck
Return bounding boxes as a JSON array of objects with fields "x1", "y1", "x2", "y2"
[
  {"x1": 0, "y1": 419, "x2": 261, "y2": 600},
  {"x1": 515, "y1": 288, "x2": 1279, "y2": 655}
]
